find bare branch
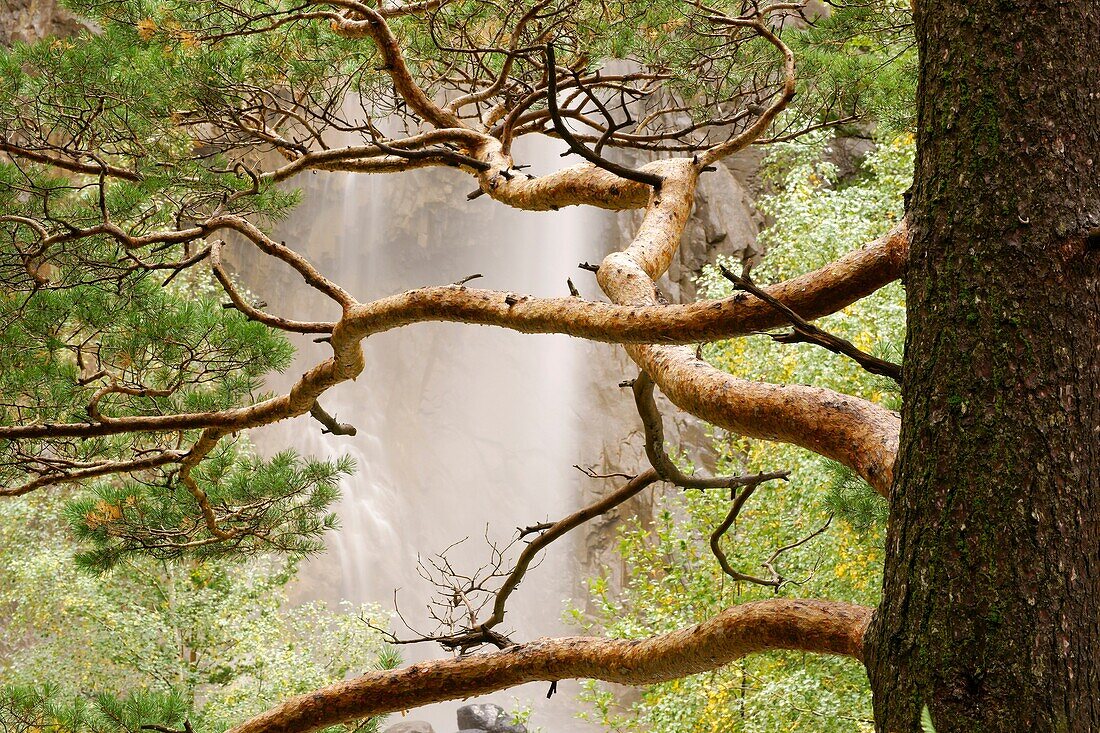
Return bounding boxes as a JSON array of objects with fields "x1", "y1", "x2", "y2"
[
  {"x1": 211, "y1": 241, "x2": 337, "y2": 334},
  {"x1": 718, "y1": 264, "x2": 902, "y2": 382},
  {"x1": 544, "y1": 44, "x2": 664, "y2": 190},
  {"x1": 698, "y1": 7, "x2": 799, "y2": 167},
  {"x1": 709, "y1": 478, "x2": 828, "y2": 589},
  {"x1": 476, "y1": 469, "x2": 659, "y2": 638},
  {"x1": 631, "y1": 371, "x2": 789, "y2": 490},
  {"x1": 309, "y1": 402, "x2": 357, "y2": 436},
  {"x1": 0, "y1": 137, "x2": 142, "y2": 181}
]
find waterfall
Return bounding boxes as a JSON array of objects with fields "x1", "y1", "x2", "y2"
[{"x1": 240, "y1": 137, "x2": 616, "y2": 732}]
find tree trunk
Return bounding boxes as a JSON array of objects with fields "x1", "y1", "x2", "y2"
[{"x1": 865, "y1": 1, "x2": 1100, "y2": 731}]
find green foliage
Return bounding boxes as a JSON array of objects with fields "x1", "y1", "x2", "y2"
[
  {"x1": 0, "y1": 0, "x2": 915, "y2": 566},
  {"x1": 0, "y1": 491, "x2": 395, "y2": 733},
  {"x1": 0, "y1": 4, "x2": 919, "y2": 730},
  {"x1": 0, "y1": 270, "x2": 345, "y2": 570},
  {"x1": 823, "y1": 461, "x2": 889, "y2": 533},
  {"x1": 66, "y1": 441, "x2": 351, "y2": 571},
  {"x1": 1, "y1": 686, "x2": 190, "y2": 733},
  {"x1": 786, "y1": 1, "x2": 917, "y2": 134},
  {"x1": 575, "y1": 134, "x2": 913, "y2": 732},
  {"x1": 0, "y1": 274, "x2": 293, "y2": 430},
  {"x1": 0, "y1": 189, "x2": 343, "y2": 567}
]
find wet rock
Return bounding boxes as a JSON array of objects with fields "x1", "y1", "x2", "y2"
[{"x1": 455, "y1": 704, "x2": 527, "y2": 733}]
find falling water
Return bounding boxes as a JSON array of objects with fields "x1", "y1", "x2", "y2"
[{"x1": 240, "y1": 137, "x2": 617, "y2": 732}]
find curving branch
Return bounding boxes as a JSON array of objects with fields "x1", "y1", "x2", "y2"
[
  {"x1": 339, "y1": 222, "x2": 907, "y2": 342},
  {"x1": 328, "y1": 3, "x2": 466, "y2": 130},
  {"x1": 216, "y1": 217, "x2": 356, "y2": 307},
  {"x1": 544, "y1": 44, "x2": 664, "y2": 190},
  {"x1": 697, "y1": 7, "x2": 798, "y2": 167},
  {"x1": 632, "y1": 370, "x2": 790, "y2": 490},
  {"x1": 0, "y1": 223, "x2": 905, "y2": 445},
  {"x1": 211, "y1": 241, "x2": 337, "y2": 334},
  {"x1": 594, "y1": 160, "x2": 900, "y2": 495},
  {"x1": 709, "y1": 478, "x2": 830, "y2": 589},
  {"x1": 0, "y1": 451, "x2": 184, "y2": 497},
  {"x1": 228, "y1": 599, "x2": 872, "y2": 733},
  {"x1": 179, "y1": 428, "x2": 239, "y2": 541}
]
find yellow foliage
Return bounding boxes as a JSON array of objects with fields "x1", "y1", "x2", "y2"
[
  {"x1": 137, "y1": 18, "x2": 157, "y2": 41},
  {"x1": 85, "y1": 500, "x2": 121, "y2": 528}
]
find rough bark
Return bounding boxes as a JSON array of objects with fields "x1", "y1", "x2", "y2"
[
  {"x1": 865, "y1": 2, "x2": 1100, "y2": 731},
  {"x1": 338, "y1": 222, "x2": 906, "y2": 343},
  {"x1": 229, "y1": 599, "x2": 871, "y2": 733}
]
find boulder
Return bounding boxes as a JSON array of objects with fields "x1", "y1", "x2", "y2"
[{"x1": 455, "y1": 704, "x2": 527, "y2": 733}]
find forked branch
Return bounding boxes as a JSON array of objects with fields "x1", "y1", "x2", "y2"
[
  {"x1": 631, "y1": 370, "x2": 789, "y2": 490},
  {"x1": 382, "y1": 468, "x2": 661, "y2": 653},
  {"x1": 709, "y1": 478, "x2": 830, "y2": 589}
]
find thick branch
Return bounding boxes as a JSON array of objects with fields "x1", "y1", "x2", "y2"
[
  {"x1": 596, "y1": 161, "x2": 900, "y2": 495},
  {"x1": 0, "y1": 223, "x2": 905, "y2": 451},
  {"x1": 340, "y1": 223, "x2": 907, "y2": 342},
  {"x1": 229, "y1": 599, "x2": 871, "y2": 733},
  {"x1": 474, "y1": 139, "x2": 656, "y2": 211}
]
